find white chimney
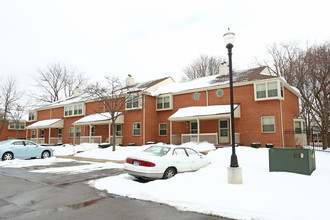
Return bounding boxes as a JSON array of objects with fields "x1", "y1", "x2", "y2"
[
  {"x1": 73, "y1": 87, "x2": 81, "y2": 97},
  {"x1": 126, "y1": 74, "x2": 134, "y2": 87},
  {"x1": 219, "y1": 63, "x2": 229, "y2": 76}
]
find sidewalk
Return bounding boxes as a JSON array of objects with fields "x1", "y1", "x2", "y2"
[{"x1": 56, "y1": 155, "x2": 125, "y2": 164}]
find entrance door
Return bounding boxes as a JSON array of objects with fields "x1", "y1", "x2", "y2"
[
  {"x1": 190, "y1": 122, "x2": 198, "y2": 142},
  {"x1": 219, "y1": 119, "x2": 229, "y2": 144}
]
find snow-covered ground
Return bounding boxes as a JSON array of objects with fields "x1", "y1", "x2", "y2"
[{"x1": 1, "y1": 142, "x2": 329, "y2": 220}]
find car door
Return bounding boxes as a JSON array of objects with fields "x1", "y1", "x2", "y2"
[
  {"x1": 172, "y1": 148, "x2": 191, "y2": 172},
  {"x1": 10, "y1": 141, "x2": 26, "y2": 158},
  {"x1": 24, "y1": 141, "x2": 40, "y2": 158},
  {"x1": 185, "y1": 148, "x2": 203, "y2": 170}
]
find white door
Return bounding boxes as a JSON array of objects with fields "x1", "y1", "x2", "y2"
[{"x1": 219, "y1": 119, "x2": 229, "y2": 144}]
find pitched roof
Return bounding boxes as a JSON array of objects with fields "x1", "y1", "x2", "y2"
[{"x1": 152, "y1": 66, "x2": 278, "y2": 95}]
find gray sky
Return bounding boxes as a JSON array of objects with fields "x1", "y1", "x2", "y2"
[{"x1": 1, "y1": 0, "x2": 329, "y2": 92}]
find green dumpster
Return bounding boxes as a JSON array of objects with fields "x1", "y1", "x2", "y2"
[{"x1": 269, "y1": 148, "x2": 316, "y2": 175}]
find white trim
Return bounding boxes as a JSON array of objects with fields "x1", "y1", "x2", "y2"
[
  {"x1": 156, "y1": 94, "x2": 173, "y2": 111},
  {"x1": 261, "y1": 116, "x2": 276, "y2": 133},
  {"x1": 159, "y1": 123, "x2": 167, "y2": 136}
]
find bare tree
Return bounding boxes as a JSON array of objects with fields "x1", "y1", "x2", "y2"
[
  {"x1": 0, "y1": 76, "x2": 20, "y2": 135},
  {"x1": 35, "y1": 62, "x2": 87, "y2": 103},
  {"x1": 263, "y1": 41, "x2": 330, "y2": 149},
  {"x1": 85, "y1": 76, "x2": 138, "y2": 151},
  {"x1": 8, "y1": 104, "x2": 27, "y2": 138},
  {"x1": 183, "y1": 55, "x2": 225, "y2": 80}
]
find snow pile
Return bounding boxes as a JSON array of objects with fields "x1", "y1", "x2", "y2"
[
  {"x1": 53, "y1": 143, "x2": 99, "y2": 156},
  {"x1": 90, "y1": 147, "x2": 329, "y2": 220}
]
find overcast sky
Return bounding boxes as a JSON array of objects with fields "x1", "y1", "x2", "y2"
[{"x1": 1, "y1": 0, "x2": 329, "y2": 92}]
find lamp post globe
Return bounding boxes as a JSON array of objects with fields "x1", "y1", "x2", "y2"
[{"x1": 223, "y1": 29, "x2": 239, "y2": 168}]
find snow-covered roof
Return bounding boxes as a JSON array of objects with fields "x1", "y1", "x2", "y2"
[
  {"x1": 73, "y1": 112, "x2": 124, "y2": 125},
  {"x1": 152, "y1": 66, "x2": 277, "y2": 96},
  {"x1": 169, "y1": 104, "x2": 239, "y2": 121},
  {"x1": 26, "y1": 118, "x2": 63, "y2": 129}
]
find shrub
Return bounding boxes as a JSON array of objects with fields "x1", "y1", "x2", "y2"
[
  {"x1": 250, "y1": 142, "x2": 261, "y2": 148},
  {"x1": 265, "y1": 143, "x2": 274, "y2": 148}
]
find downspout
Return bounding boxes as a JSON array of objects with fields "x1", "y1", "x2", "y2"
[
  {"x1": 280, "y1": 100, "x2": 285, "y2": 148},
  {"x1": 143, "y1": 94, "x2": 146, "y2": 145}
]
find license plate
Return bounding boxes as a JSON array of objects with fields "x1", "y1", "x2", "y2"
[{"x1": 133, "y1": 161, "x2": 139, "y2": 166}]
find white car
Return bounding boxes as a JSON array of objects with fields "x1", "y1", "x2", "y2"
[{"x1": 124, "y1": 145, "x2": 210, "y2": 180}]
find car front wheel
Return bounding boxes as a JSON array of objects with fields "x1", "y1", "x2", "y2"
[
  {"x1": 163, "y1": 167, "x2": 177, "y2": 179},
  {"x1": 41, "y1": 151, "x2": 50, "y2": 159},
  {"x1": 2, "y1": 152, "x2": 13, "y2": 161}
]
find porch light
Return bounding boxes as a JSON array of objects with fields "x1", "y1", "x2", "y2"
[{"x1": 223, "y1": 29, "x2": 235, "y2": 46}]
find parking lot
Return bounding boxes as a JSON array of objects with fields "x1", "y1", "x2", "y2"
[{"x1": 0, "y1": 159, "x2": 226, "y2": 220}]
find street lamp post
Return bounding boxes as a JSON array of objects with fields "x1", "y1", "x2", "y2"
[{"x1": 224, "y1": 28, "x2": 242, "y2": 184}]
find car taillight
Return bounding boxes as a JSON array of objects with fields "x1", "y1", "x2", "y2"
[{"x1": 126, "y1": 158, "x2": 155, "y2": 167}]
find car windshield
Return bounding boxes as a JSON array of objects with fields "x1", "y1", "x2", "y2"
[{"x1": 143, "y1": 146, "x2": 170, "y2": 156}]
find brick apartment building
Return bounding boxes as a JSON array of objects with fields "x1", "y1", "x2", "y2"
[{"x1": 2, "y1": 65, "x2": 307, "y2": 148}]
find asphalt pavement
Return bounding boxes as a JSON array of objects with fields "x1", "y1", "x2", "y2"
[{"x1": 0, "y1": 159, "x2": 231, "y2": 220}]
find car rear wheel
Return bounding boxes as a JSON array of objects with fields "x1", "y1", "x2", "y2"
[
  {"x1": 2, "y1": 152, "x2": 13, "y2": 161},
  {"x1": 41, "y1": 151, "x2": 50, "y2": 159},
  {"x1": 163, "y1": 167, "x2": 177, "y2": 179}
]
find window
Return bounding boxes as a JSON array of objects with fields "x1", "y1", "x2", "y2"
[
  {"x1": 256, "y1": 83, "x2": 266, "y2": 98},
  {"x1": 159, "y1": 123, "x2": 167, "y2": 136},
  {"x1": 262, "y1": 116, "x2": 275, "y2": 133},
  {"x1": 186, "y1": 148, "x2": 199, "y2": 157},
  {"x1": 267, "y1": 82, "x2": 278, "y2": 97},
  {"x1": 28, "y1": 111, "x2": 36, "y2": 121},
  {"x1": 193, "y1": 93, "x2": 200, "y2": 100},
  {"x1": 8, "y1": 121, "x2": 26, "y2": 130},
  {"x1": 74, "y1": 104, "x2": 83, "y2": 115},
  {"x1": 65, "y1": 103, "x2": 83, "y2": 117},
  {"x1": 126, "y1": 95, "x2": 140, "y2": 109},
  {"x1": 294, "y1": 119, "x2": 306, "y2": 134},
  {"x1": 157, "y1": 96, "x2": 171, "y2": 110},
  {"x1": 116, "y1": 124, "x2": 122, "y2": 136},
  {"x1": 76, "y1": 127, "x2": 81, "y2": 137},
  {"x1": 255, "y1": 81, "x2": 284, "y2": 100},
  {"x1": 69, "y1": 127, "x2": 74, "y2": 138},
  {"x1": 133, "y1": 122, "x2": 141, "y2": 136},
  {"x1": 58, "y1": 129, "x2": 62, "y2": 138},
  {"x1": 173, "y1": 148, "x2": 188, "y2": 157},
  {"x1": 41, "y1": 129, "x2": 45, "y2": 138},
  {"x1": 31, "y1": 130, "x2": 36, "y2": 138},
  {"x1": 216, "y1": 89, "x2": 224, "y2": 97},
  {"x1": 25, "y1": 141, "x2": 37, "y2": 146}
]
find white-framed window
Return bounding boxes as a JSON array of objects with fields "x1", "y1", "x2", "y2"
[
  {"x1": 254, "y1": 80, "x2": 284, "y2": 101},
  {"x1": 133, "y1": 122, "x2": 141, "y2": 136},
  {"x1": 193, "y1": 93, "x2": 200, "y2": 100},
  {"x1": 159, "y1": 123, "x2": 167, "y2": 136},
  {"x1": 216, "y1": 89, "x2": 224, "y2": 97},
  {"x1": 76, "y1": 127, "x2": 81, "y2": 137},
  {"x1": 65, "y1": 103, "x2": 84, "y2": 117},
  {"x1": 116, "y1": 124, "x2": 122, "y2": 136},
  {"x1": 69, "y1": 127, "x2": 74, "y2": 138},
  {"x1": 8, "y1": 121, "x2": 26, "y2": 130},
  {"x1": 31, "y1": 130, "x2": 36, "y2": 138},
  {"x1": 126, "y1": 94, "x2": 141, "y2": 110},
  {"x1": 28, "y1": 111, "x2": 36, "y2": 121},
  {"x1": 156, "y1": 95, "x2": 172, "y2": 110},
  {"x1": 294, "y1": 119, "x2": 306, "y2": 134},
  {"x1": 261, "y1": 116, "x2": 275, "y2": 133}
]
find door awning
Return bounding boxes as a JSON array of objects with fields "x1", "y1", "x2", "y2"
[
  {"x1": 26, "y1": 118, "x2": 64, "y2": 129},
  {"x1": 73, "y1": 112, "x2": 124, "y2": 126},
  {"x1": 168, "y1": 104, "x2": 240, "y2": 121}
]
